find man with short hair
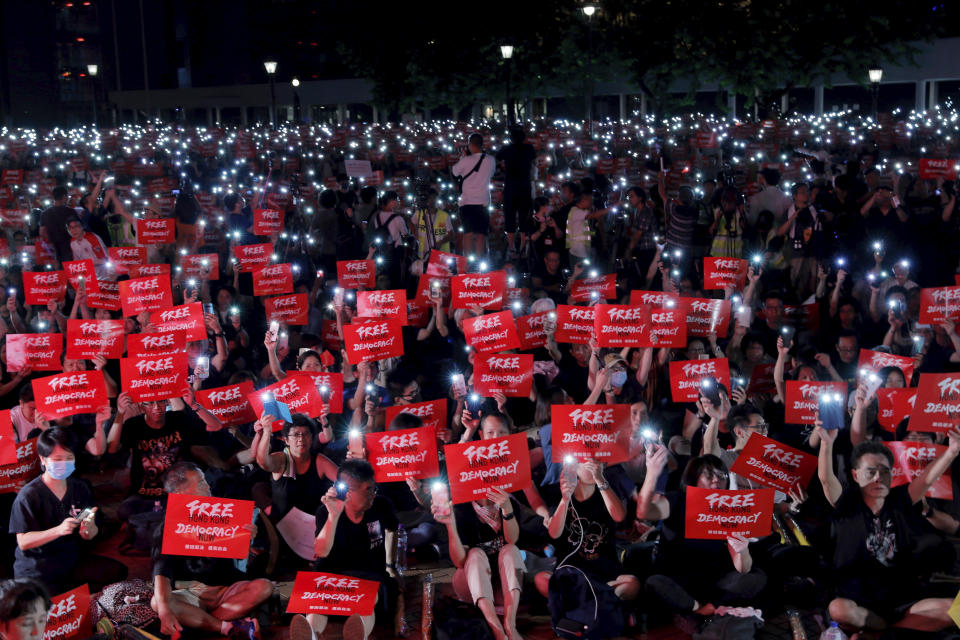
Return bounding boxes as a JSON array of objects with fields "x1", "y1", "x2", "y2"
[
  {"x1": 9, "y1": 386, "x2": 37, "y2": 443},
  {"x1": 495, "y1": 127, "x2": 536, "y2": 259},
  {"x1": 40, "y1": 186, "x2": 76, "y2": 263},
  {"x1": 452, "y1": 133, "x2": 495, "y2": 260},
  {"x1": 747, "y1": 168, "x2": 792, "y2": 227}
]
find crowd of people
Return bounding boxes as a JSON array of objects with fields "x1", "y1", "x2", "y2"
[{"x1": 0, "y1": 109, "x2": 958, "y2": 640}]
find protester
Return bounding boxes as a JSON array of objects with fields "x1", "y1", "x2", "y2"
[{"x1": 0, "y1": 578, "x2": 50, "y2": 640}]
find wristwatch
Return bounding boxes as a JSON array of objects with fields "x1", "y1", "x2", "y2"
[
  {"x1": 596, "y1": 480, "x2": 610, "y2": 492},
  {"x1": 214, "y1": 332, "x2": 225, "y2": 338},
  {"x1": 501, "y1": 510, "x2": 516, "y2": 521}
]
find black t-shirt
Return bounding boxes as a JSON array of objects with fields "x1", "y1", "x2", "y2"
[
  {"x1": 9, "y1": 476, "x2": 95, "y2": 584},
  {"x1": 496, "y1": 143, "x2": 536, "y2": 185},
  {"x1": 552, "y1": 487, "x2": 621, "y2": 579},
  {"x1": 313, "y1": 495, "x2": 399, "y2": 574},
  {"x1": 657, "y1": 490, "x2": 731, "y2": 583},
  {"x1": 151, "y1": 516, "x2": 246, "y2": 585},
  {"x1": 120, "y1": 411, "x2": 202, "y2": 498},
  {"x1": 452, "y1": 501, "x2": 509, "y2": 556},
  {"x1": 41, "y1": 205, "x2": 77, "y2": 262},
  {"x1": 556, "y1": 350, "x2": 589, "y2": 403}
]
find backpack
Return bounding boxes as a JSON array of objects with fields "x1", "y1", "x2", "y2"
[
  {"x1": 370, "y1": 210, "x2": 406, "y2": 248},
  {"x1": 433, "y1": 596, "x2": 496, "y2": 640},
  {"x1": 92, "y1": 579, "x2": 159, "y2": 632},
  {"x1": 547, "y1": 565, "x2": 625, "y2": 640},
  {"x1": 692, "y1": 613, "x2": 762, "y2": 640}
]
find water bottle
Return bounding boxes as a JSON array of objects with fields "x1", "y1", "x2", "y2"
[
  {"x1": 819, "y1": 621, "x2": 847, "y2": 640},
  {"x1": 421, "y1": 573, "x2": 434, "y2": 640},
  {"x1": 787, "y1": 610, "x2": 806, "y2": 640},
  {"x1": 396, "y1": 525, "x2": 407, "y2": 574}
]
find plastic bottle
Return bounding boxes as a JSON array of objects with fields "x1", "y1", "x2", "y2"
[
  {"x1": 421, "y1": 573, "x2": 434, "y2": 640},
  {"x1": 819, "y1": 621, "x2": 847, "y2": 640},
  {"x1": 396, "y1": 525, "x2": 407, "y2": 574},
  {"x1": 787, "y1": 610, "x2": 806, "y2": 640}
]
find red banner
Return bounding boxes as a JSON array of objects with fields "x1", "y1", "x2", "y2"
[
  {"x1": 568, "y1": 274, "x2": 617, "y2": 302},
  {"x1": 909, "y1": 372, "x2": 960, "y2": 432},
  {"x1": 918, "y1": 158, "x2": 958, "y2": 180},
  {"x1": 474, "y1": 354, "x2": 534, "y2": 397},
  {"x1": 136, "y1": 218, "x2": 176, "y2": 244},
  {"x1": 195, "y1": 381, "x2": 258, "y2": 429},
  {"x1": 86, "y1": 280, "x2": 120, "y2": 311},
  {"x1": 463, "y1": 311, "x2": 521, "y2": 353},
  {"x1": 649, "y1": 307, "x2": 687, "y2": 348},
  {"x1": 356, "y1": 289, "x2": 408, "y2": 324},
  {"x1": 684, "y1": 487, "x2": 775, "y2": 540},
  {"x1": 0, "y1": 437, "x2": 40, "y2": 493},
  {"x1": 150, "y1": 303, "x2": 207, "y2": 342},
  {"x1": 289, "y1": 372, "x2": 344, "y2": 415},
  {"x1": 668, "y1": 358, "x2": 732, "y2": 403},
  {"x1": 594, "y1": 304, "x2": 651, "y2": 348},
  {"x1": 783, "y1": 381, "x2": 848, "y2": 425},
  {"x1": 450, "y1": 271, "x2": 507, "y2": 310},
  {"x1": 0, "y1": 411, "x2": 16, "y2": 465},
  {"x1": 919, "y1": 286, "x2": 960, "y2": 324},
  {"x1": 65, "y1": 319, "x2": 124, "y2": 360},
  {"x1": 857, "y1": 349, "x2": 915, "y2": 385},
  {"x1": 336, "y1": 259, "x2": 376, "y2": 289},
  {"x1": 264, "y1": 293, "x2": 309, "y2": 326},
  {"x1": 161, "y1": 493, "x2": 254, "y2": 559},
  {"x1": 412, "y1": 274, "x2": 451, "y2": 309},
  {"x1": 703, "y1": 257, "x2": 748, "y2": 290},
  {"x1": 287, "y1": 571, "x2": 380, "y2": 617},
  {"x1": 877, "y1": 388, "x2": 917, "y2": 432},
  {"x1": 32, "y1": 371, "x2": 108, "y2": 420},
  {"x1": 680, "y1": 297, "x2": 731, "y2": 337},
  {"x1": 181, "y1": 253, "x2": 220, "y2": 281},
  {"x1": 342, "y1": 320, "x2": 404, "y2": 364},
  {"x1": 884, "y1": 441, "x2": 953, "y2": 499},
  {"x1": 444, "y1": 433, "x2": 532, "y2": 504},
  {"x1": 107, "y1": 247, "x2": 147, "y2": 275},
  {"x1": 62, "y1": 259, "x2": 100, "y2": 294},
  {"x1": 120, "y1": 352, "x2": 189, "y2": 402},
  {"x1": 747, "y1": 363, "x2": 777, "y2": 394},
  {"x1": 43, "y1": 584, "x2": 91, "y2": 640},
  {"x1": 553, "y1": 305, "x2": 595, "y2": 344},
  {"x1": 384, "y1": 398, "x2": 447, "y2": 434},
  {"x1": 629, "y1": 290, "x2": 680, "y2": 309},
  {"x1": 233, "y1": 243, "x2": 273, "y2": 272},
  {"x1": 247, "y1": 376, "x2": 324, "y2": 424},
  {"x1": 23, "y1": 271, "x2": 67, "y2": 306},
  {"x1": 365, "y1": 426, "x2": 440, "y2": 482},
  {"x1": 728, "y1": 433, "x2": 817, "y2": 493},
  {"x1": 426, "y1": 250, "x2": 467, "y2": 277},
  {"x1": 119, "y1": 275, "x2": 173, "y2": 316},
  {"x1": 133, "y1": 263, "x2": 171, "y2": 279},
  {"x1": 516, "y1": 311, "x2": 550, "y2": 350},
  {"x1": 127, "y1": 331, "x2": 188, "y2": 358},
  {"x1": 253, "y1": 208, "x2": 285, "y2": 236},
  {"x1": 252, "y1": 263, "x2": 294, "y2": 297},
  {"x1": 6, "y1": 334, "x2": 63, "y2": 372},
  {"x1": 550, "y1": 404, "x2": 632, "y2": 463}
]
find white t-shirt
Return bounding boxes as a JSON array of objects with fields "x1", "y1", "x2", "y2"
[
  {"x1": 452, "y1": 153, "x2": 495, "y2": 207},
  {"x1": 566, "y1": 206, "x2": 591, "y2": 259},
  {"x1": 377, "y1": 209, "x2": 409, "y2": 247},
  {"x1": 10, "y1": 405, "x2": 34, "y2": 443}
]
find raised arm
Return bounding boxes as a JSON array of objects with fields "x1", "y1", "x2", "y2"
[
  {"x1": 815, "y1": 426, "x2": 842, "y2": 507},
  {"x1": 908, "y1": 427, "x2": 960, "y2": 504}
]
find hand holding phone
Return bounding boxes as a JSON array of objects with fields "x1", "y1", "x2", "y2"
[{"x1": 818, "y1": 391, "x2": 845, "y2": 431}]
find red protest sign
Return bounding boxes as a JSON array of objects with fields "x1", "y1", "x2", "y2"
[
  {"x1": 568, "y1": 274, "x2": 617, "y2": 302},
  {"x1": 86, "y1": 280, "x2": 120, "y2": 311},
  {"x1": 784, "y1": 381, "x2": 848, "y2": 425},
  {"x1": 857, "y1": 349, "x2": 915, "y2": 385},
  {"x1": 384, "y1": 398, "x2": 447, "y2": 433},
  {"x1": 450, "y1": 271, "x2": 507, "y2": 310},
  {"x1": 918, "y1": 158, "x2": 958, "y2": 180},
  {"x1": 406, "y1": 302, "x2": 429, "y2": 328},
  {"x1": 161, "y1": 493, "x2": 254, "y2": 559},
  {"x1": 195, "y1": 381, "x2": 258, "y2": 429},
  {"x1": 412, "y1": 274, "x2": 451, "y2": 308},
  {"x1": 136, "y1": 217, "x2": 176, "y2": 244},
  {"x1": 149, "y1": 303, "x2": 207, "y2": 342},
  {"x1": 133, "y1": 263, "x2": 171, "y2": 279},
  {"x1": 65, "y1": 319, "x2": 124, "y2": 360},
  {"x1": 877, "y1": 388, "x2": 917, "y2": 432},
  {"x1": 463, "y1": 311, "x2": 521, "y2": 353},
  {"x1": 885, "y1": 441, "x2": 953, "y2": 499},
  {"x1": 233, "y1": 243, "x2": 273, "y2": 272},
  {"x1": 120, "y1": 352, "x2": 189, "y2": 402},
  {"x1": 6, "y1": 334, "x2": 63, "y2": 372},
  {"x1": 181, "y1": 253, "x2": 220, "y2": 280},
  {"x1": 504, "y1": 287, "x2": 529, "y2": 310},
  {"x1": 337, "y1": 259, "x2": 376, "y2": 289},
  {"x1": 919, "y1": 286, "x2": 960, "y2": 324},
  {"x1": 703, "y1": 257, "x2": 748, "y2": 290},
  {"x1": 127, "y1": 331, "x2": 187, "y2": 358},
  {"x1": 365, "y1": 426, "x2": 440, "y2": 482},
  {"x1": 23, "y1": 271, "x2": 67, "y2": 306},
  {"x1": 909, "y1": 372, "x2": 960, "y2": 432},
  {"x1": 684, "y1": 487, "x2": 775, "y2": 540},
  {"x1": 594, "y1": 304, "x2": 650, "y2": 348},
  {"x1": 0, "y1": 438, "x2": 40, "y2": 493},
  {"x1": 289, "y1": 372, "x2": 344, "y2": 414},
  {"x1": 33, "y1": 371, "x2": 108, "y2": 420},
  {"x1": 252, "y1": 263, "x2": 294, "y2": 296},
  {"x1": 553, "y1": 305, "x2": 595, "y2": 344},
  {"x1": 680, "y1": 297, "x2": 731, "y2": 337},
  {"x1": 119, "y1": 275, "x2": 173, "y2": 316},
  {"x1": 287, "y1": 571, "x2": 380, "y2": 617},
  {"x1": 550, "y1": 404, "x2": 632, "y2": 464},
  {"x1": 357, "y1": 289, "x2": 408, "y2": 324},
  {"x1": 444, "y1": 433, "x2": 532, "y2": 504},
  {"x1": 44, "y1": 584, "x2": 91, "y2": 640},
  {"x1": 253, "y1": 208, "x2": 285, "y2": 236},
  {"x1": 747, "y1": 362, "x2": 777, "y2": 394},
  {"x1": 629, "y1": 290, "x2": 680, "y2": 309},
  {"x1": 668, "y1": 358, "x2": 732, "y2": 403},
  {"x1": 474, "y1": 353, "x2": 534, "y2": 397},
  {"x1": 247, "y1": 376, "x2": 324, "y2": 423},
  {"x1": 0, "y1": 411, "x2": 16, "y2": 465},
  {"x1": 62, "y1": 260, "x2": 100, "y2": 294},
  {"x1": 516, "y1": 311, "x2": 550, "y2": 350},
  {"x1": 264, "y1": 293, "x2": 309, "y2": 326},
  {"x1": 342, "y1": 320, "x2": 404, "y2": 364},
  {"x1": 649, "y1": 307, "x2": 687, "y2": 348},
  {"x1": 426, "y1": 250, "x2": 466, "y2": 277},
  {"x1": 728, "y1": 433, "x2": 817, "y2": 493},
  {"x1": 107, "y1": 246, "x2": 147, "y2": 275}
]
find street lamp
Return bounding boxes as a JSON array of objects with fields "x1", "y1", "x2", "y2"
[
  {"x1": 86, "y1": 64, "x2": 99, "y2": 128},
  {"x1": 582, "y1": 4, "x2": 596, "y2": 136},
  {"x1": 291, "y1": 77, "x2": 301, "y2": 123},
  {"x1": 263, "y1": 59, "x2": 278, "y2": 127},
  {"x1": 500, "y1": 45, "x2": 514, "y2": 124},
  {"x1": 869, "y1": 66, "x2": 883, "y2": 119}
]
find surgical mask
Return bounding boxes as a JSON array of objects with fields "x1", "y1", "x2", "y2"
[
  {"x1": 610, "y1": 371, "x2": 627, "y2": 388},
  {"x1": 45, "y1": 460, "x2": 75, "y2": 480}
]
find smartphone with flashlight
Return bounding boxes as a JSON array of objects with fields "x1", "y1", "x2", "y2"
[
  {"x1": 466, "y1": 392, "x2": 484, "y2": 414},
  {"x1": 194, "y1": 356, "x2": 210, "y2": 380},
  {"x1": 700, "y1": 375, "x2": 722, "y2": 407},
  {"x1": 889, "y1": 299, "x2": 904, "y2": 321},
  {"x1": 202, "y1": 303, "x2": 215, "y2": 315},
  {"x1": 451, "y1": 373, "x2": 466, "y2": 398},
  {"x1": 335, "y1": 481, "x2": 349, "y2": 500},
  {"x1": 911, "y1": 334, "x2": 925, "y2": 356},
  {"x1": 780, "y1": 325, "x2": 796, "y2": 350},
  {"x1": 818, "y1": 391, "x2": 845, "y2": 431},
  {"x1": 562, "y1": 455, "x2": 579, "y2": 488},
  {"x1": 268, "y1": 320, "x2": 280, "y2": 342}
]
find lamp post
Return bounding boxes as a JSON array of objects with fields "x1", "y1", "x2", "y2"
[
  {"x1": 87, "y1": 64, "x2": 99, "y2": 128},
  {"x1": 500, "y1": 45, "x2": 514, "y2": 124},
  {"x1": 263, "y1": 59, "x2": 278, "y2": 127},
  {"x1": 291, "y1": 77, "x2": 301, "y2": 123},
  {"x1": 869, "y1": 67, "x2": 883, "y2": 120},
  {"x1": 582, "y1": 3, "x2": 596, "y2": 137}
]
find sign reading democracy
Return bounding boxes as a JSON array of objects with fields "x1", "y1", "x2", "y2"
[
  {"x1": 287, "y1": 571, "x2": 380, "y2": 617},
  {"x1": 550, "y1": 404, "x2": 632, "y2": 464},
  {"x1": 444, "y1": 433, "x2": 531, "y2": 503},
  {"x1": 365, "y1": 426, "x2": 440, "y2": 482},
  {"x1": 684, "y1": 487, "x2": 775, "y2": 540},
  {"x1": 33, "y1": 371, "x2": 108, "y2": 420},
  {"x1": 161, "y1": 493, "x2": 254, "y2": 558},
  {"x1": 728, "y1": 432, "x2": 817, "y2": 493}
]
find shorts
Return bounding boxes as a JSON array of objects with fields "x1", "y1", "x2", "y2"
[
  {"x1": 168, "y1": 580, "x2": 252, "y2": 611},
  {"x1": 459, "y1": 205, "x2": 489, "y2": 234},
  {"x1": 501, "y1": 187, "x2": 533, "y2": 234}
]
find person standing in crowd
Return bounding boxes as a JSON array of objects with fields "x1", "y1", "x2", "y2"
[
  {"x1": 452, "y1": 133, "x2": 495, "y2": 260},
  {"x1": 496, "y1": 127, "x2": 536, "y2": 260},
  {"x1": 39, "y1": 187, "x2": 76, "y2": 264}
]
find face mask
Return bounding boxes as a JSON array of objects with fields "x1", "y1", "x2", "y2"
[
  {"x1": 45, "y1": 460, "x2": 74, "y2": 480},
  {"x1": 610, "y1": 371, "x2": 627, "y2": 388}
]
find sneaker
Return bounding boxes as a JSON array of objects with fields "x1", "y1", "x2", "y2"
[
  {"x1": 288, "y1": 614, "x2": 315, "y2": 640},
  {"x1": 226, "y1": 617, "x2": 260, "y2": 640},
  {"x1": 341, "y1": 614, "x2": 365, "y2": 640}
]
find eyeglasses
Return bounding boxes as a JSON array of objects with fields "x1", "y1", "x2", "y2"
[
  {"x1": 751, "y1": 420, "x2": 770, "y2": 435},
  {"x1": 837, "y1": 346, "x2": 858, "y2": 353},
  {"x1": 286, "y1": 432, "x2": 311, "y2": 441},
  {"x1": 859, "y1": 466, "x2": 892, "y2": 480}
]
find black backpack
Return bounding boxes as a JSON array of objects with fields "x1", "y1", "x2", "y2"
[
  {"x1": 547, "y1": 565, "x2": 625, "y2": 640},
  {"x1": 370, "y1": 210, "x2": 406, "y2": 248}
]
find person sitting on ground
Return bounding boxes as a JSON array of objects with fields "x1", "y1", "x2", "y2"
[{"x1": 0, "y1": 578, "x2": 50, "y2": 640}]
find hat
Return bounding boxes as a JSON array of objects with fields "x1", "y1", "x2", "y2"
[{"x1": 604, "y1": 353, "x2": 628, "y2": 369}]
